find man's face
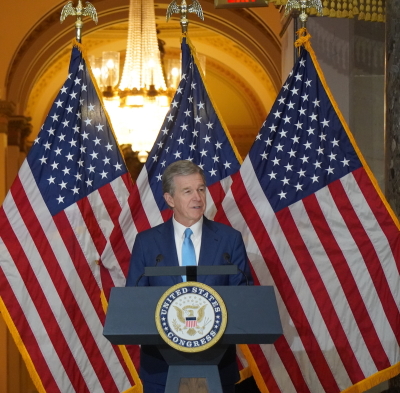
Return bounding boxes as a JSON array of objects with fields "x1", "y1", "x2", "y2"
[{"x1": 163, "y1": 173, "x2": 206, "y2": 227}]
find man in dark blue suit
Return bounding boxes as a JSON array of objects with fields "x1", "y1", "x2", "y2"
[{"x1": 126, "y1": 160, "x2": 253, "y2": 393}]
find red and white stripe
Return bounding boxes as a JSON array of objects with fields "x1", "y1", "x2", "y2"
[
  {"x1": 0, "y1": 161, "x2": 134, "y2": 393},
  {"x1": 217, "y1": 156, "x2": 400, "y2": 393},
  {"x1": 186, "y1": 319, "x2": 197, "y2": 328}
]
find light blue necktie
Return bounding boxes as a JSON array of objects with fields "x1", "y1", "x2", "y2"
[{"x1": 182, "y1": 228, "x2": 196, "y2": 282}]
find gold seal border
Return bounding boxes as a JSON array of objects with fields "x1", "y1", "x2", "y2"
[{"x1": 155, "y1": 282, "x2": 227, "y2": 353}]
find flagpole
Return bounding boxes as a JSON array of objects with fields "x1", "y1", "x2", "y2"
[
  {"x1": 294, "y1": 15, "x2": 300, "y2": 64},
  {"x1": 284, "y1": 0, "x2": 322, "y2": 65}
]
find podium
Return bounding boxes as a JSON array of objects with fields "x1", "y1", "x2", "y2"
[{"x1": 104, "y1": 270, "x2": 282, "y2": 393}]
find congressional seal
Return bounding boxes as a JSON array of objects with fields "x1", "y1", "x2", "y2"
[{"x1": 155, "y1": 282, "x2": 227, "y2": 353}]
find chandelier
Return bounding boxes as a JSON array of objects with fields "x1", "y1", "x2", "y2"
[{"x1": 90, "y1": 0, "x2": 179, "y2": 162}]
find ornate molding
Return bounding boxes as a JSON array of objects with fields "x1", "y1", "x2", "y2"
[
  {"x1": 7, "y1": 0, "x2": 282, "y2": 114},
  {"x1": 270, "y1": 0, "x2": 385, "y2": 21},
  {"x1": 6, "y1": 11, "x2": 61, "y2": 96},
  {"x1": 8, "y1": 116, "x2": 32, "y2": 152},
  {"x1": 205, "y1": 56, "x2": 267, "y2": 123},
  {"x1": 25, "y1": 48, "x2": 71, "y2": 120},
  {"x1": 194, "y1": 35, "x2": 276, "y2": 94},
  {"x1": 0, "y1": 100, "x2": 15, "y2": 118},
  {"x1": 0, "y1": 100, "x2": 16, "y2": 135},
  {"x1": 229, "y1": 7, "x2": 281, "y2": 49}
]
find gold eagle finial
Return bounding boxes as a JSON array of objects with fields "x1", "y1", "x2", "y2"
[
  {"x1": 285, "y1": 0, "x2": 322, "y2": 27},
  {"x1": 60, "y1": 0, "x2": 98, "y2": 42},
  {"x1": 166, "y1": 0, "x2": 204, "y2": 33}
]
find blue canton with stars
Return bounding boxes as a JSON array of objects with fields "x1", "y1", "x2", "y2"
[
  {"x1": 145, "y1": 38, "x2": 241, "y2": 212},
  {"x1": 250, "y1": 48, "x2": 362, "y2": 213},
  {"x1": 27, "y1": 47, "x2": 127, "y2": 216}
]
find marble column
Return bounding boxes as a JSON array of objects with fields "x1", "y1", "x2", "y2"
[{"x1": 385, "y1": 0, "x2": 400, "y2": 217}]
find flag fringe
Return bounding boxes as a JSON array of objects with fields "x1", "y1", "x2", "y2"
[
  {"x1": 295, "y1": 28, "x2": 400, "y2": 230},
  {"x1": 239, "y1": 344, "x2": 271, "y2": 393},
  {"x1": 100, "y1": 291, "x2": 142, "y2": 390},
  {"x1": 184, "y1": 34, "x2": 244, "y2": 164},
  {"x1": 117, "y1": 343, "x2": 142, "y2": 389},
  {"x1": 0, "y1": 296, "x2": 46, "y2": 393},
  {"x1": 72, "y1": 38, "x2": 87, "y2": 56},
  {"x1": 341, "y1": 362, "x2": 400, "y2": 393},
  {"x1": 100, "y1": 289, "x2": 109, "y2": 314},
  {"x1": 238, "y1": 365, "x2": 253, "y2": 383},
  {"x1": 121, "y1": 385, "x2": 142, "y2": 393}
]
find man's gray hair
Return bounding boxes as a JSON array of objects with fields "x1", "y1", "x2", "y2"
[{"x1": 162, "y1": 160, "x2": 206, "y2": 195}]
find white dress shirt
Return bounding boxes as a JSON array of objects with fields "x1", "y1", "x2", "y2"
[{"x1": 172, "y1": 216, "x2": 203, "y2": 266}]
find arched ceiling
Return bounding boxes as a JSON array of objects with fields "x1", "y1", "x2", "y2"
[{"x1": 4, "y1": 0, "x2": 284, "y2": 157}]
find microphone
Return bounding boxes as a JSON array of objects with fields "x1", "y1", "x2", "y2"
[
  {"x1": 155, "y1": 254, "x2": 164, "y2": 266},
  {"x1": 223, "y1": 253, "x2": 230, "y2": 264},
  {"x1": 135, "y1": 254, "x2": 164, "y2": 286},
  {"x1": 223, "y1": 252, "x2": 249, "y2": 286},
  {"x1": 135, "y1": 272, "x2": 145, "y2": 286},
  {"x1": 222, "y1": 252, "x2": 233, "y2": 265}
]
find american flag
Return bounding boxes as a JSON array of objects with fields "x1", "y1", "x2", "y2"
[
  {"x1": 216, "y1": 38, "x2": 400, "y2": 393},
  {"x1": 100, "y1": 37, "x2": 241, "y2": 293},
  {"x1": 0, "y1": 44, "x2": 138, "y2": 393}
]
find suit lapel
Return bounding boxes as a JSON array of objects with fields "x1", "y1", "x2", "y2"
[
  {"x1": 199, "y1": 217, "x2": 220, "y2": 266},
  {"x1": 154, "y1": 218, "x2": 182, "y2": 285},
  {"x1": 156, "y1": 218, "x2": 179, "y2": 267}
]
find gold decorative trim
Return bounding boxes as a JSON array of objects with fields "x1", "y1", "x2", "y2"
[{"x1": 273, "y1": 0, "x2": 385, "y2": 21}]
